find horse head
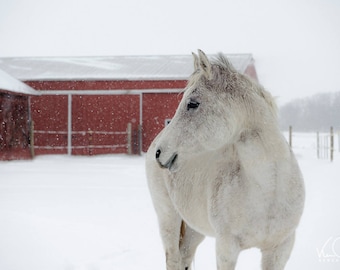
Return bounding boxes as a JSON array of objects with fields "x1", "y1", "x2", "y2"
[{"x1": 155, "y1": 50, "x2": 277, "y2": 170}]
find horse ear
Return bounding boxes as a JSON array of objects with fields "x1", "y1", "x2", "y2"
[
  {"x1": 198, "y1": 49, "x2": 212, "y2": 80},
  {"x1": 192, "y1": 52, "x2": 199, "y2": 71}
]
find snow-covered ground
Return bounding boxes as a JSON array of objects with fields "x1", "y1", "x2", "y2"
[{"x1": 1, "y1": 133, "x2": 339, "y2": 270}]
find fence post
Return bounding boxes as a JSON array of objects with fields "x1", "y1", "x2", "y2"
[
  {"x1": 88, "y1": 130, "x2": 94, "y2": 156},
  {"x1": 289, "y1": 126, "x2": 292, "y2": 148},
  {"x1": 138, "y1": 124, "x2": 142, "y2": 155},
  {"x1": 30, "y1": 120, "x2": 35, "y2": 158},
  {"x1": 127, "y1": 123, "x2": 132, "y2": 155},
  {"x1": 316, "y1": 132, "x2": 319, "y2": 159},
  {"x1": 330, "y1": 126, "x2": 334, "y2": 162}
]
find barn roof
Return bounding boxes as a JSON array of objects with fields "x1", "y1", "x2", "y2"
[
  {"x1": 0, "y1": 54, "x2": 254, "y2": 81},
  {"x1": 0, "y1": 69, "x2": 40, "y2": 96}
]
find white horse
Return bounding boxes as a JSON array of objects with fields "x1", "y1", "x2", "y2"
[{"x1": 146, "y1": 50, "x2": 305, "y2": 270}]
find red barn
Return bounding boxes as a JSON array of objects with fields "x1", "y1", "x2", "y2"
[
  {"x1": 0, "y1": 69, "x2": 40, "y2": 160},
  {"x1": 0, "y1": 54, "x2": 258, "y2": 156}
]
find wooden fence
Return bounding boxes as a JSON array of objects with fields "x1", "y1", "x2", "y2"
[
  {"x1": 316, "y1": 127, "x2": 335, "y2": 162},
  {"x1": 287, "y1": 126, "x2": 338, "y2": 162},
  {"x1": 31, "y1": 122, "x2": 138, "y2": 156}
]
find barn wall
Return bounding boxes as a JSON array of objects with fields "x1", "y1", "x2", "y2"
[
  {"x1": 30, "y1": 95, "x2": 68, "y2": 155},
  {"x1": 72, "y1": 95, "x2": 140, "y2": 155},
  {"x1": 25, "y1": 71, "x2": 259, "y2": 156},
  {"x1": 0, "y1": 93, "x2": 32, "y2": 160},
  {"x1": 27, "y1": 79, "x2": 187, "y2": 156},
  {"x1": 244, "y1": 63, "x2": 259, "y2": 81},
  {"x1": 25, "y1": 80, "x2": 187, "y2": 91},
  {"x1": 30, "y1": 92, "x2": 142, "y2": 156},
  {"x1": 142, "y1": 92, "x2": 183, "y2": 152}
]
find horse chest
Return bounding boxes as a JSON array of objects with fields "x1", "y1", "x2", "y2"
[
  {"x1": 162, "y1": 170, "x2": 212, "y2": 234},
  {"x1": 164, "y1": 160, "x2": 275, "y2": 239},
  {"x1": 164, "y1": 164, "x2": 235, "y2": 236}
]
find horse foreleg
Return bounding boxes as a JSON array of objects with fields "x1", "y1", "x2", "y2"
[
  {"x1": 261, "y1": 232, "x2": 295, "y2": 270},
  {"x1": 179, "y1": 222, "x2": 205, "y2": 269},
  {"x1": 146, "y1": 158, "x2": 183, "y2": 269},
  {"x1": 158, "y1": 211, "x2": 182, "y2": 270},
  {"x1": 215, "y1": 235, "x2": 241, "y2": 270},
  {"x1": 148, "y1": 183, "x2": 182, "y2": 268}
]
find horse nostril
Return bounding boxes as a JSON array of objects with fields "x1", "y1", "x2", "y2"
[{"x1": 155, "y1": 149, "x2": 161, "y2": 159}]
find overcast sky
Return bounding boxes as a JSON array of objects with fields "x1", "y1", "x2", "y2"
[{"x1": 0, "y1": 0, "x2": 339, "y2": 104}]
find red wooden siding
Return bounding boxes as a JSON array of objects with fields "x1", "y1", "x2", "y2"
[
  {"x1": 72, "y1": 95, "x2": 140, "y2": 155},
  {"x1": 30, "y1": 94, "x2": 141, "y2": 155},
  {"x1": 142, "y1": 93, "x2": 183, "y2": 152},
  {"x1": 31, "y1": 95, "x2": 68, "y2": 155},
  {"x1": 26, "y1": 80, "x2": 187, "y2": 91},
  {"x1": 244, "y1": 64, "x2": 259, "y2": 82}
]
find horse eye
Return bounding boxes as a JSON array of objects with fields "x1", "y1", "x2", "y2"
[{"x1": 187, "y1": 100, "x2": 200, "y2": 111}]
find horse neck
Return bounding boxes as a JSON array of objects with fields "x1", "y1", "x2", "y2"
[{"x1": 235, "y1": 123, "x2": 290, "y2": 164}]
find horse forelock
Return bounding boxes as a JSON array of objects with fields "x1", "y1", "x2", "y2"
[{"x1": 186, "y1": 53, "x2": 238, "y2": 90}]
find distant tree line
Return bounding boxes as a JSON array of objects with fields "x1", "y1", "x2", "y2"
[{"x1": 279, "y1": 92, "x2": 340, "y2": 131}]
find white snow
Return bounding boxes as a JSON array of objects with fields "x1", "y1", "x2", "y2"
[
  {"x1": 0, "y1": 69, "x2": 39, "y2": 96},
  {"x1": 0, "y1": 133, "x2": 339, "y2": 270},
  {"x1": 0, "y1": 54, "x2": 252, "y2": 81}
]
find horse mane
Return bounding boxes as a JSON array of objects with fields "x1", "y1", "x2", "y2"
[
  {"x1": 188, "y1": 53, "x2": 278, "y2": 119},
  {"x1": 211, "y1": 53, "x2": 237, "y2": 73}
]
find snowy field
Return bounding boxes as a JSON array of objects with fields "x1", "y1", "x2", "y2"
[{"x1": 1, "y1": 133, "x2": 340, "y2": 270}]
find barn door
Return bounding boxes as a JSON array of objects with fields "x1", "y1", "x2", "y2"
[
  {"x1": 71, "y1": 95, "x2": 140, "y2": 155},
  {"x1": 30, "y1": 95, "x2": 68, "y2": 155},
  {"x1": 0, "y1": 93, "x2": 31, "y2": 160}
]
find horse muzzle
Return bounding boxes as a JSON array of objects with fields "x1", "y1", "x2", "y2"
[{"x1": 155, "y1": 149, "x2": 178, "y2": 170}]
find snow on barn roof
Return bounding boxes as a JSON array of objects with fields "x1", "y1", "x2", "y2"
[
  {"x1": 0, "y1": 69, "x2": 39, "y2": 95},
  {"x1": 0, "y1": 54, "x2": 253, "y2": 81}
]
